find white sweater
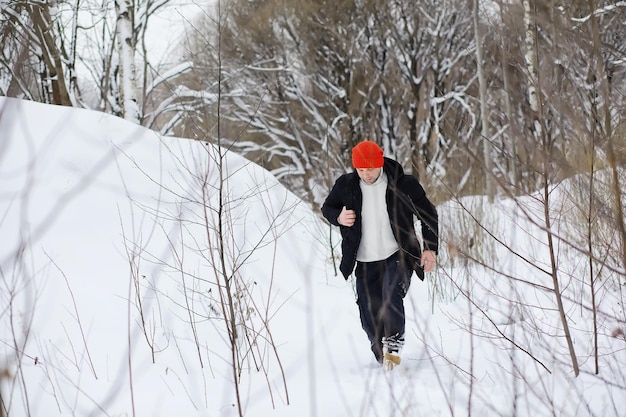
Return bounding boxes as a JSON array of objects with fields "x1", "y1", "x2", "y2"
[{"x1": 356, "y1": 171, "x2": 399, "y2": 262}]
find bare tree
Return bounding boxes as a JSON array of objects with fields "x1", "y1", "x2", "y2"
[{"x1": 119, "y1": 2, "x2": 295, "y2": 414}]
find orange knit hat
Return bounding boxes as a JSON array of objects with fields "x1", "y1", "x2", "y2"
[{"x1": 352, "y1": 141, "x2": 384, "y2": 168}]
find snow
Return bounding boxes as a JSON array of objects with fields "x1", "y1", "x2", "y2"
[{"x1": 1, "y1": 97, "x2": 625, "y2": 417}]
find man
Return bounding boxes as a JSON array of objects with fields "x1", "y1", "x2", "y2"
[{"x1": 321, "y1": 141, "x2": 438, "y2": 370}]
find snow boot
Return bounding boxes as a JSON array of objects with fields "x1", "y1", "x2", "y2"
[{"x1": 383, "y1": 352, "x2": 401, "y2": 370}]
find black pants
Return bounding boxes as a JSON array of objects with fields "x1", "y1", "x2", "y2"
[{"x1": 355, "y1": 251, "x2": 412, "y2": 362}]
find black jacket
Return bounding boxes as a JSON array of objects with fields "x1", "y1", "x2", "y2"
[{"x1": 321, "y1": 158, "x2": 439, "y2": 280}]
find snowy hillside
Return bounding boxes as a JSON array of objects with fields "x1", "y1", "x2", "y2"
[{"x1": 1, "y1": 97, "x2": 624, "y2": 417}]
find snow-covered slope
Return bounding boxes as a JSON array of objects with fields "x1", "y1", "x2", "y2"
[
  {"x1": 1, "y1": 97, "x2": 624, "y2": 417},
  {"x1": 0, "y1": 97, "x2": 335, "y2": 416}
]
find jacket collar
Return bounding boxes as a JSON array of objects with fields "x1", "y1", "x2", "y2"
[{"x1": 383, "y1": 157, "x2": 404, "y2": 181}]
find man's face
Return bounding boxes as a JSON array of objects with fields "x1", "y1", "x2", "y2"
[{"x1": 356, "y1": 167, "x2": 382, "y2": 185}]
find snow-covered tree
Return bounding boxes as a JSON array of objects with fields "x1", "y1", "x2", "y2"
[
  {"x1": 0, "y1": 0, "x2": 180, "y2": 125},
  {"x1": 168, "y1": 0, "x2": 480, "y2": 206},
  {"x1": 384, "y1": 0, "x2": 475, "y2": 189},
  {"x1": 0, "y1": 0, "x2": 73, "y2": 105}
]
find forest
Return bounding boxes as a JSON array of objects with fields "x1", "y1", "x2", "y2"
[{"x1": 1, "y1": 0, "x2": 624, "y2": 209}]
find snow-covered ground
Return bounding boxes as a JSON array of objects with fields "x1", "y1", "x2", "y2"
[{"x1": 1, "y1": 97, "x2": 624, "y2": 417}]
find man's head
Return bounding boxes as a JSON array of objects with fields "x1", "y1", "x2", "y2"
[{"x1": 352, "y1": 141, "x2": 383, "y2": 184}]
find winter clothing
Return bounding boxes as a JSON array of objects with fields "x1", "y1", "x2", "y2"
[
  {"x1": 321, "y1": 154, "x2": 438, "y2": 366},
  {"x1": 383, "y1": 352, "x2": 402, "y2": 370},
  {"x1": 355, "y1": 251, "x2": 411, "y2": 362},
  {"x1": 356, "y1": 170, "x2": 399, "y2": 262},
  {"x1": 352, "y1": 141, "x2": 384, "y2": 168},
  {"x1": 322, "y1": 157, "x2": 438, "y2": 280}
]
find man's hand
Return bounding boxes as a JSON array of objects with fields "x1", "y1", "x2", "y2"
[
  {"x1": 337, "y1": 206, "x2": 356, "y2": 227},
  {"x1": 421, "y1": 250, "x2": 437, "y2": 272}
]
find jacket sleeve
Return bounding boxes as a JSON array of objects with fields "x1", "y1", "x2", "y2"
[
  {"x1": 405, "y1": 177, "x2": 439, "y2": 253},
  {"x1": 321, "y1": 176, "x2": 346, "y2": 227}
]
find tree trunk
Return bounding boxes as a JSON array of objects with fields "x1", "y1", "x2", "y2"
[
  {"x1": 474, "y1": 0, "x2": 494, "y2": 201},
  {"x1": 115, "y1": 0, "x2": 141, "y2": 123},
  {"x1": 498, "y1": 0, "x2": 519, "y2": 189},
  {"x1": 28, "y1": 3, "x2": 72, "y2": 106}
]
